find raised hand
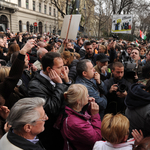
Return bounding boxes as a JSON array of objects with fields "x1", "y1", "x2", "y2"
[
  {"x1": 90, "y1": 102, "x2": 99, "y2": 116},
  {"x1": 0, "y1": 106, "x2": 10, "y2": 120},
  {"x1": 48, "y1": 69, "x2": 62, "y2": 84}
]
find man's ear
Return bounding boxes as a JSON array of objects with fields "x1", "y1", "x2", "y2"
[
  {"x1": 24, "y1": 124, "x2": 32, "y2": 133},
  {"x1": 82, "y1": 71, "x2": 87, "y2": 77},
  {"x1": 46, "y1": 66, "x2": 51, "y2": 73}
]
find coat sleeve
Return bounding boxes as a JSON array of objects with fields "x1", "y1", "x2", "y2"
[
  {"x1": 28, "y1": 82, "x2": 68, "y2": 116},
  {"x1": 87, "y1": 85, "x2": 107, "y2": 110},
  {"x1": 0, "y1": 53, "x2": 25, "y2": 103},
  {"x1": 65, "y1": 113, "x2": 102, "y2": 147}
]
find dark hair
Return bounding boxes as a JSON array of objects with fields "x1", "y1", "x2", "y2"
[
  {"x1": 10, "y1": 51, "x2": 19, "y2": 64},
  {"x1": 90, "y1": 40, "x2": 96, "y2": 44},
  {"x1": 115, "y1": 45, "x2": 121, "y2": 51},
  {"x1": 133, "y1": 137, "x2": 150, "y2": 150},
  {"x1": 41, "y1": 52, "x2": 61, "y2": 71},
  {"x1": 142, "y1": 62, "x2": 150, "y2": 79},
  {"x1": 112, "y1": 62, "x2": 124, "y2": 70},
  {"x1": 10, "y1": 38, "x2": 16, "y2": 43},
  {"x1": 84, "y1": 42, "x2": 92, "y2": 48},
  {"x1": 76, "y1": 59, "x2": 91, "y2": 77},
  {"x1": 37, "y1": 36, "x2": 42, "y2": 41},
  {"x1": 45, "y1": 43, "x2": 55, "y2": 51}
]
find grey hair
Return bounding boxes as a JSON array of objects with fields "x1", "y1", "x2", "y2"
[
  {"x1": 7, "y1": 97, "x2": 45, "y2": 131},
  {"x1": 37, "y1": 48, "x2": 46, "y2": 58},
  {"x1": 76, "y1": 59, "x2": 91, "y2": 77}
]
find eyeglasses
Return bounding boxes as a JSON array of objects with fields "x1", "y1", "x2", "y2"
[{"x1": 36, "y1": 113, "x2": 48, "y2": 122}]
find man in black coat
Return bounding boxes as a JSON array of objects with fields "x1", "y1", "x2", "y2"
[
  {"x1": 28, "y1": 52, "x2": 69, "y2": 150},
  {"x1": 104, "y1": 62, "x2": 131, "y2": 114}
]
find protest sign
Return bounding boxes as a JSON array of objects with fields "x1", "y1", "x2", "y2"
[{"x1": 111, "y1": 15, "x2": 132, "y2": 34}]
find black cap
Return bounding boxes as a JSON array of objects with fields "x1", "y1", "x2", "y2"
[{"x1": 96, "y1": 53, "x2": 109, "y2": 63}]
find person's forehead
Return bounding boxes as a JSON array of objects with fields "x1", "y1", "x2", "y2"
[
  {"x1": 86, "y1": 62, "x2": 93, "y2": 68},
  {"x1": 114, "y1": 66, "x2": 124, "y2": 71},
  {"x1": 54, "y1": 57, "x2": 63, "y2": 65},
  {"x1": 132, "y1": 49, "x2": 139, "y2": 54}
]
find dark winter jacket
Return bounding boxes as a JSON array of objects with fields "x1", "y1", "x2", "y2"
[
  {"x1": 68, "y1": 59, "x2": 79, "y2": 82},
  {"x1": 104, "y1": 77, "x2": 131, "y2": 114},
  {"x1": 81, "y1": 53, "x2": 97, "y2": 66},
  {"x1": 125, "y1": 83, "x2": 150, "y2": 138},
  {"x1": 28, "y1": 72, "x2": 68, "y2": 150}
]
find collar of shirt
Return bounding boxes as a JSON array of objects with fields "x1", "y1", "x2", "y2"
[
  {"x1": 40, "y1": 70, "x2": 56, "y2": 87},
  {"x1": 27, "y1": 136, "x2": 39, "y2": 144}
]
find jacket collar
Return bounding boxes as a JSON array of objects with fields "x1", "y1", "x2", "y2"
[{"x1": 7, "y1": 128, "x2": 45, "y2": 150}]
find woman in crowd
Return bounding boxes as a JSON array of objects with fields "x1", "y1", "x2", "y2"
[
  {"x1": 55, "y1": 84, "x2": 102, "y2": 150},
  {"x1": 7, "y1": 43, "x2": 20, "y2": 60},
  {"x1": 61, "y1": 51, "x2": 79, "y2": 82},
  {"x1": 98, "y1": 45, "x2": 109, "y2": 56},
  {"x1": 93, "y1": 113, "x2": 134, "y2": 150}
]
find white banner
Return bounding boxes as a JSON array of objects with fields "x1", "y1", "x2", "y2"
[{"x1": 111, "y1": 15, "x2": 132, "y2": 34}]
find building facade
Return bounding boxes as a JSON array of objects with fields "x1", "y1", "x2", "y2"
[{"x1": 0, "y1": 0, "x2": 60, "y2": 34}]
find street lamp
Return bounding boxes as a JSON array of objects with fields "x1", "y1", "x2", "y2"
[{"x1": 76, "y1": 0, "x2": 80, "y2": 14}]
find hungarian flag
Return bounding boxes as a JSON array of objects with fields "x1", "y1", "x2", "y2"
[
  {"x1": 135, "y1": 40, "x2": 139, "y2": 47},
  {"x1": 140, "y1": 30, "x2": 147, "y2": 40}
]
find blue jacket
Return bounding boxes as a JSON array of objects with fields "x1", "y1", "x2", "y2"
[{"x1": 75, "y1": 76, "x2": 107, "y2": 119}]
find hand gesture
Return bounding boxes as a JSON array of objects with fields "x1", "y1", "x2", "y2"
[
  {"x1": 48, "y1": 69, "x2": 62, "y2": 83},
  {"x1": 109, "y1": 84, "x2": 118, "y2": 93},
  {"x1": 4, "y1": 122, "x2": 11, "y2": 133},
  {"x1": 0, "y1": 106, "x2": 10, "y2": 120},
  {"x1": 101, "y1": 66, "x2": 107, "y2": 74},
  {"x1": 116, "y1": 91, "x2": 127, "y2": 98},
  {"x1": 94, "y1": 72, "x2": 100, "y2": 84},
  {"x1": 20, "y1": 39, "x2": 35, "y2": 55},
  {"x1": 132, "y1": 129, "x2": 144, "y2": 145},
  {"x1": 60, "y1": 66, "x2": 69, "y2": 83},
  {"x1": 90, "y1": 102, "x2": 99, "y2": 116},
  {"x1": 30, "y1": 64, "x2": 37, "y2": 72},
  {"x1": 88, "y1": 97, "x2": 95, "y2": 103}
]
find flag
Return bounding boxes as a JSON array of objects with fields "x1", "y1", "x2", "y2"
[
  {"x1": 135, "y1": 39, "x2": 139, "y2": 47},
  {"x1": 140, "y1": 30, "x2": 147, "y2": 40}
]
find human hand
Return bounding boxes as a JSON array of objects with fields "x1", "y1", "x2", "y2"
[
  {"x1": 134, "y1": 73, "x2": 138, "y2": 80},
  {"x1": 90, "y1": 102, "x2": 99, "y2": 116},
  {"x1": 30, "y1": 64, "x2": 37, "y2": 72},
  {"x1": 48, "y1": 69, "x2": 62, "y2": 83},
  {"x1": 132, "y1": 129, "x2": 143, "y2": 145},
  {"x1": 60, "y1": 66, "x2": 69, "y2": 83},
  {"x1": 20, "y1": 39, "x2": 35, "y2": 55},
  {"x1": 109, "y1": 84, "x2": 118, "y2": 93},
  {"x1": 101, "y1": 66, "x2": 107, "y2": 74},
  {"x1": 116, "y1": 91, "x2": 127, "y2": 98},
  {"x1": 94, "y1": 72, "x2": 100, "y2": 84},
  {"x1": 3, "y1": 53, "x2": 7, "y2": 56},
  {"x1": 0, "y1": 106, "x2": 10, "y2": 120},
  {"x1": 88, "y1": 97, "x2": 95, "y2": 103},
  {"x1": 4, "y1": 122, "x2": 11, "y2": 133}
]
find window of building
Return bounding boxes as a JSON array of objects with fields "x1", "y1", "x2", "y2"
[
  {"x1": 44, "y1": 5, "x2": 47, "y2": 14},
  {"x1": 33, "y1": 1, "x2": 35, "y2": 11},
  {"x1": 39, "y1": 3, "x2": 41, "y2": 13},
  {"x1": 49, "y1": 7, "x2": 51, "y2": 15},
  {"x1": 26, "y1": 22, "x2": 29, "y2": 32},
  {"x1": 18, "y1": 0, "x2": 21, "y2": 7},
  {"x1": 26, "y1": 0, "x2": 29, "y2": 9},
  {"x1": 19, "y1": 20, "x2": 22, "y2": 32},
  {"x1": 54, "y1": 8, "x2": 56, "y2": 17}
]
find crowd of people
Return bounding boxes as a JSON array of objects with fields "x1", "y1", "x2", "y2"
[{"x1": 0, "y1": 30, "x2": 150, "y2": 150}]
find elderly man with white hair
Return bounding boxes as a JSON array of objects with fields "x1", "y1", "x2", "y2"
[{"x1": 0, "y1": 97, "x2": 48, "y2": 150}]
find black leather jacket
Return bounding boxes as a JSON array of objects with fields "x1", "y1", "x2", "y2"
[{"x1": 28, "y1": 72, "x2": 68, "y2": 150}]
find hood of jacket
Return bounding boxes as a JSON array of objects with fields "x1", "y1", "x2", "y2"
[{"x1": 125, "y1": 83, "x2": 150, "y2": 109}]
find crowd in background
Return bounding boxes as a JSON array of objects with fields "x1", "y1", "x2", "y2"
[{"x1": 0, "y1": 29, "x2": 150, "y2": 150}]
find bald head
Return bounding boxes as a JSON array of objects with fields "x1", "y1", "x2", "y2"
[
  {"x1": 37, "y1": 41, "x2": 46, "y2": 48},
  {"x1": 37, "y1": 48, "x2": 48, "y2": 60}
]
